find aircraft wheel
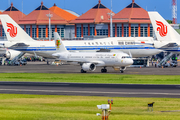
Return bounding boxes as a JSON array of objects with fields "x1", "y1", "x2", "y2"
[
  {"x1": 101, "y1": 69, "x2": 107, "y2": 73},
  {"x1": 120, "y1": 70, "x2": 124, "y2": 73},
  {"x1": 81, "y1": 69, "x2": 86, "y2": 73}
]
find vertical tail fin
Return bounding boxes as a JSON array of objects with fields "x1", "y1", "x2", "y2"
[
  {"x1": 148, "y1": 12, "x2": 179, "y2": 42},
  {"x1": 0, "y1": 14, "x2": 34, "y2": 41},
  {"x1": 54, "y1": 32, "x2": 68, "y2": 52}
]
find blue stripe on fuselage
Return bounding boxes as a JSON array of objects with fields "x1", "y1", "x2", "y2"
[{"x1": 9, "y1": 45, "x2": 156, "y2": 51}]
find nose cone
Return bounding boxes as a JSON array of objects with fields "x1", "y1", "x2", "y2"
[{"x1": 126, "y1": 59, "x2": 133, "y2": 66}]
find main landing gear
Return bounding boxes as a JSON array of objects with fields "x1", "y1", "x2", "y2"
[
  {"x1": 101, "y1": 67, "x2": 107, "y2": 73},
  {"x1": 81, "y1": 69, "x2": 87, "y2": 73}
]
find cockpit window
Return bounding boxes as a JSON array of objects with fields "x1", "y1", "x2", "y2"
[{"x1": 122, "y1": 56, "x2": 131, "y2": 59}]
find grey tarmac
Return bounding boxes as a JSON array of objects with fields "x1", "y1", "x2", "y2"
[
  {"x1": 0, "y1": 62, "x2": 180, "y2": 75},
  {"x1": 0, "y1": 82, "x2": 180, "y2": 98}
]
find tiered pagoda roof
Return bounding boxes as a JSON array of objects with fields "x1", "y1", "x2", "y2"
[
  {"x1": 18, "y1": 2, "x2": 68, "y2": 25},
  {"x1": 113, "y1": 0, "x2": 150, "y2": 24},
  {"x1": 70, "y1": 0, "x2": 114, "y2": 24},
  {"x1": 1, "y1": 3, "x2": 26, "y2": 23},
  {"x1": 49, "y1": 4, "x2": 78, "y2": 21}
]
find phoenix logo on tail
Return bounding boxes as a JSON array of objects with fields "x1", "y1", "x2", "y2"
[
  {"x1": 56, "y1": 39, "x2": 61, "y2": 49},
  {"x1": 6, "y1": 23, "x2": 17, "y2": 38},
  {"x1": 156, "y1": 20, "x2": 168, "y2": 37}
]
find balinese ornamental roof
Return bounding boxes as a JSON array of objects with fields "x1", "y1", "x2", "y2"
[
  {"x1": 112, "y1": 0, "x2": 151, "y2": 24},
  {"x1": 49, "y1": 4, "x2": 78, "y2": 22},
  {"x1": 70, "y1": 0, "x2": 114, "y2": 24},
  {"x1": 18, "y1": 2, "x2": 68, "y2": 25},
  {"x1": 1, "y1": 3, "x2": 26, "y2": 23}
]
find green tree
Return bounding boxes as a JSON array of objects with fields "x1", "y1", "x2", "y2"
[{"x1": 166, "y1": 20, "x2": 172, "y2": 24}]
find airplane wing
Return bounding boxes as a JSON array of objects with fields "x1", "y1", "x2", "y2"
[
  {"x1": 0, "y1": 43, "x2": 5, "y2": 48},
  {"x1": 96, "y1": 48, "x2": 111, "y2": 52}
]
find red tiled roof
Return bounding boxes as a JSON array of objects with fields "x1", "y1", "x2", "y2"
[
  {"x1": 70, "y1": 1, "x2": 114, "y2": 24},
  {"x1": 49, "y1": 4, "x2": 78, "y2": 21},
  {"x1": 1, "y1": 3, "x2": 26, "y2": 23},
  {"x1": 113, "y1": 1, "x2": 150, "y2": 24},
  {"x1": 18, "y1": 2, "x2": 68, "y2": 25}
]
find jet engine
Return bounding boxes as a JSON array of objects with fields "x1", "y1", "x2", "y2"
[
  {"x1": 82, "y1": 63, "x2": 96, "y2": 71},
  {"x1": 3, "y1": 50, "x2": 21, "y2": 60}
]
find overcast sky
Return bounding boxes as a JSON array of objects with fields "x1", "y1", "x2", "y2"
[{"x1": 0, "y1": 0, "x2": 179, "y2": 23}]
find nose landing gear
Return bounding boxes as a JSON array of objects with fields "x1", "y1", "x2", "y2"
[{"x1": 120, "y1": 67, "x2": 126, "y2": 73}]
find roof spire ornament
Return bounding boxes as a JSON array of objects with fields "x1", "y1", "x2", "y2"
[
  {"x1": 132, "y1": 0, "x2": 135, "y2": 3},
  {"x1": 54, "y1": 3, "x2": 56, "y2": 6},
  {"x1": 99, "y1": 0, "x2": 101, "y2": 4},
  {"x1": 11, "y1": 2, "x2": 13, "y2": 7},
  {"x1": 41, "y1": 1, "x2": 43, "y2": 5}
]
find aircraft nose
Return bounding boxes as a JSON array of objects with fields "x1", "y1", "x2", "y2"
[{"x1": 127, "y1": 59, "x2": 133, "y2": 65}]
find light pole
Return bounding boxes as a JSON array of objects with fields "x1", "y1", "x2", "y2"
[
  {"x1": 110, "y1": 0, "x2": 113, "y2": 37},
  {"x1": 108, "y1": 0, "x2": 113, "y2": 37},
  {"x1": 46, "y1": 13, "x2": 53, "y2": 41}
]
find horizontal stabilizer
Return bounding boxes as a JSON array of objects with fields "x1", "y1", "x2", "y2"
[
  {"x1": 160, "y1": 43, "x2": 179, "y2": 48},
  {"x1": 9, "y1": 43, "x2": 30, "y2": 48}
]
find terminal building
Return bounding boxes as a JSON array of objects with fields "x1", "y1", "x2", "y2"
[
  {"x1": 0, "y1": 0, "x2": 153, "y2": 40},
  {"x1": 71, "y1": 0, "x2": 153, "y2": 38}
]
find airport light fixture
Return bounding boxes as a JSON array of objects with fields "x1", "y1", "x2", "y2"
[
  {"x1": 46, "y1": 13, "x2": 53, "y2": 41},
  {"x1": 107, "y1": 0, "x2": 114, "y2": 37},
  {"x1": 96, "y1": 99, "x2": 113, "y2": 119}
]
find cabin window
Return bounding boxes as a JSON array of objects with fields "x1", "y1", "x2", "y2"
[
  {"x1": 118, "y1": 42, "x2": 124, "y2": 45},
  {"x1": 122, "y1": 56, "x2": 131, "y2": 59},
  {"x1": 125, "y1": 42, "x2": 135, "y2": 45}
]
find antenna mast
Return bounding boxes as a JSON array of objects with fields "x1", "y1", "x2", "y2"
[{"x1": 172, "y1": 0, "x2": 177, "y2": 24}]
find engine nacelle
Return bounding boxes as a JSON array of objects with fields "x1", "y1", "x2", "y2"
[
  {"x1": 3, "y1": 50, "x2": 21, "y2": 60},
  {"x1": 82, "y1": 63, "x2": 96, "y2": 71}
]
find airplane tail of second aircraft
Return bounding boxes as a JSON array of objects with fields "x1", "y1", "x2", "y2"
[
  {"x1": 54, "y1": 32, "x2": 68, "y2": 53},
  {"x1": 148, "y1": 12, "x2": 179, "y2": 42},
  {"x1": 0, "y1": 14, "x2": 34, "y2": 42}
]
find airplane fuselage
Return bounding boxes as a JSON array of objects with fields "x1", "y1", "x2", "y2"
[
  {"x1": 1, "y1": 37, "x2": 163, "y2": 58},
  {"x1": 53, "y1": 52, "x2": 133, "y2": 67}
]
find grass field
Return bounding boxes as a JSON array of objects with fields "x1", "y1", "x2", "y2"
[
  {"x1": 0, "y1": 73, "x2": 180, "y2": 84},
  {"x1": 0, "y1": 94, "x2": 180, "y2": 120}
]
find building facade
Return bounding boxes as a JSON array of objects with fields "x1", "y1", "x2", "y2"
[
  {"x1": 0, "y1": 0, "x2": 154, "y2": 40},
  {"x1": 71, "y1": 0, "x2": 153, "y2": 38}
]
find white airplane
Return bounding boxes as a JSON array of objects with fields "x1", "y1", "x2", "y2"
[
  {"x1": 53, "y1": 32, "x2": 133, "y2": 73},
  {"x1": 0, "y1": 14, "x2": 162, "y2": 59},
  {"x1": 148, "y1": 11, "x2": 180, "y2": 52}
]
